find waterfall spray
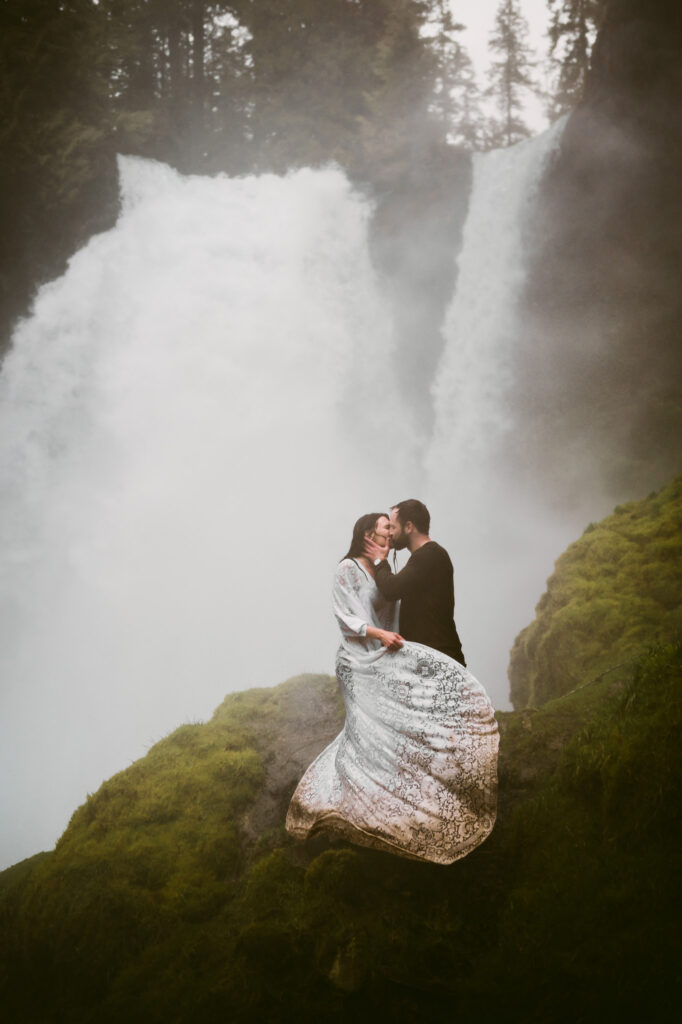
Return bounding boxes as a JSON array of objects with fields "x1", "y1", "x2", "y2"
[{"x1": 1, "y1": 123, "x2": 609, "y2": 868}]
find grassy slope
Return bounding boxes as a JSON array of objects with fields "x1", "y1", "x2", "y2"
[
  {"x1": 1, "y1": 641, "x2": 680, "y2": 1023},
  {"x1": 509, "y1": 476, "x2": 682, "y2": 708}
]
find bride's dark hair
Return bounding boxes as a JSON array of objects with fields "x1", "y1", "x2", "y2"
[{"x1": 341, "y1": 513, "x2": 388, "y2": 562}]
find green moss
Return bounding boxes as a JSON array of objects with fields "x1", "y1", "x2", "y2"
[
  {"x1": 0, "y1": 646, "x2": 679, "y2": 1021},
  {"x1": 509, "y1": 476, "x2": 682, "y2": 707}
]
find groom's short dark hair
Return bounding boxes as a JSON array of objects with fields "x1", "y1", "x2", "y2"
[{"x1": 392, "y1": 499, "x2": 430, "y2": 535}]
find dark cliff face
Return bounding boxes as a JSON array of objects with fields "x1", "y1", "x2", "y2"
[
  {"x1": 515, "y1": 0, "x2": 682, "y2": 503},
  {"x1": 365, "y1": 142, "x2": 472, "y2": 432}
]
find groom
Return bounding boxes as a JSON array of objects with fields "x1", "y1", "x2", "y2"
[{"x1": 363, "y1": 498, "x2": 466, "y2": 667}]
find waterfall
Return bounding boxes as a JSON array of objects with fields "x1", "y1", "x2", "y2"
[
  {"x1": 424, "y1": 119, "x2": 589, "y2": 729},
  {"x1": 432, "y1": 120, "x2": 567, "y2": 458},
  {"x1": 1, "y1": 123, "x2": 595, "y2": 868},
  {"x1": 0, "y1": 161, "x2": 408, "y2": 868}
]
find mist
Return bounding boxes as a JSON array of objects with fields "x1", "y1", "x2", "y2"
[{"x1": 0, "y1": 122, "x2": 626, "y2": 871}]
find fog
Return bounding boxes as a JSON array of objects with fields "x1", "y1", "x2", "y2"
[{"x1": 0, "y1": 126, "x2": 616, "y2": 870}]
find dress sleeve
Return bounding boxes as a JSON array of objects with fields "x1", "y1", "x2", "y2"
[{"x1": 332, "y1": 561, "x2": 369, "y2": 638}]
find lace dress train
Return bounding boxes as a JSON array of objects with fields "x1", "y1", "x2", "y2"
[{"x1": 286, "y1": 559, "x2": 499, "y2": 865}]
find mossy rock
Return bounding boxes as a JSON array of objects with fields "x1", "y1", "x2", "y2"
[
  {"x1": 509, "y1": 476, "x2": 682, "y2": 707},
  {"x1": 1, "y1": 642, "x2": 679, "y2": 1023}
]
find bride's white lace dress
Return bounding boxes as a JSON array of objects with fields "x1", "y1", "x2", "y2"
[{"x1": 286, "y1": 558, "x2": 499, "y2": 864}]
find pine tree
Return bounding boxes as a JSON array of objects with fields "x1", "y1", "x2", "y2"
[
  {"x1": 427, "y1": 1, "x2": 462, "y2": 130},
  {"x1": 358, "y1": 0, "x2": 439, "y2": 179},
  {"x1": 448, "y1": 43, "x2": 486, "y2": 149},
  {"x1": 486, "y1": 0, "x2": 538, "y2": 148},
  {"x1": 0, "y1": 0, "x2": 113, "y2": 335},
  {"x1": 95, "y1": 0, "x2": 251, "y2": 170},
  {"x1": 422, "y1": 1, "x2": 484, "y2": 150},
  {"x1": 546, "y1": 0, "x2": 602, "y2": 118}
]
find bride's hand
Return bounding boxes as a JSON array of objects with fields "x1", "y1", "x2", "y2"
[
  {"x1": 378, "y1": 630, "x2": 403, "y2": 651},
  {"x1": 363, "y1": 535, "x2": 389, "y2": 562}
]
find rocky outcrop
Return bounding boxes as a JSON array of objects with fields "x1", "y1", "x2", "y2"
[
  {"x1": 236, "y1": 673, "x2": 344, "y2": 843},
  {"x1": 2, "y1": 637, "x2": 679, "y2": 1023},
  {"x1": 366, "y1": 142, "x2": 472, "y2": 428},
  {"x1": 508, "y1": 475, "x2": 682, "y2": 708}
]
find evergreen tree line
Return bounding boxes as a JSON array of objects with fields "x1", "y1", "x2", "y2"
[{"x1": 0, "y1": 0, "x2": 604, "y2": 349}]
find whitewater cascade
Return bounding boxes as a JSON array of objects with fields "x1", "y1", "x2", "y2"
[
  {"x1": 426, "y1": 120, "x2": 580, "y2": 702},
  {"x1": 0, "y1": 123, "x2": 588, "y2": 869}
]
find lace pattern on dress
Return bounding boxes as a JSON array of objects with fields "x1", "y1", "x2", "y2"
[{"x1": 286, "y1": 560, "x2": 499, "y2": 864}]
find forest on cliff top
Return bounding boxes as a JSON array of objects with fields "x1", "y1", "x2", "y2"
[
  {"x1": 1, "y1": 0, "x2": 604, "y2": 349},
  {"x1": 3, "y1": 1, "x2": 679, "y2": 497}
]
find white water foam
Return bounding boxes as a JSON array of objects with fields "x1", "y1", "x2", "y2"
[
  {"x1": 0, "y1": 160, "x2": 413, "y2": 868},
  {"x1": 1, "y1": 126, "x2": 606, "y2": 868},
  {"x1": 425, "y1": 119, "x2": 607, "y2": 705},
  {"x1": 432, "y1": 120, "x2": 567, "y2": 454}
]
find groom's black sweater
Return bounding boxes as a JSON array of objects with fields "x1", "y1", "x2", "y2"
[{"x1": 374, "y1": 541, "x2": 466, "y2": 666}]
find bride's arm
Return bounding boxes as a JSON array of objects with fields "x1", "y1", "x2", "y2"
[
  {"x1": 332, "y1": 561, "x2": 369, "y2": 638},
  {"x1": 365, "y1": 625, "x2": 403, "y2": 651},
  {"x1": 333, "y1": 561, "x2": 403, "y2": 650}
]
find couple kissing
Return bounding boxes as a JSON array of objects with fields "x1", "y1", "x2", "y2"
[{"x1": 286, "y1": 499, "x2": 499, "y2": 865}]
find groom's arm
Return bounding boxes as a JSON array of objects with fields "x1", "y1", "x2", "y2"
[
  {"x1": 373, "y1": 555, "x2": 424, "y2": 601},
  {"x1": 363, "y1": 536, "x2": 428, "y2": 600}
]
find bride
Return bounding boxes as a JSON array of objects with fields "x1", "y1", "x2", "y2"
[{"x1": 285, "y1": 512, "x2": 499, "y2": 865}]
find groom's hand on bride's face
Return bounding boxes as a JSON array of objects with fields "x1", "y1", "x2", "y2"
[{"x1": 363, "y1": 536, "x2": 388, "y2": 562}]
